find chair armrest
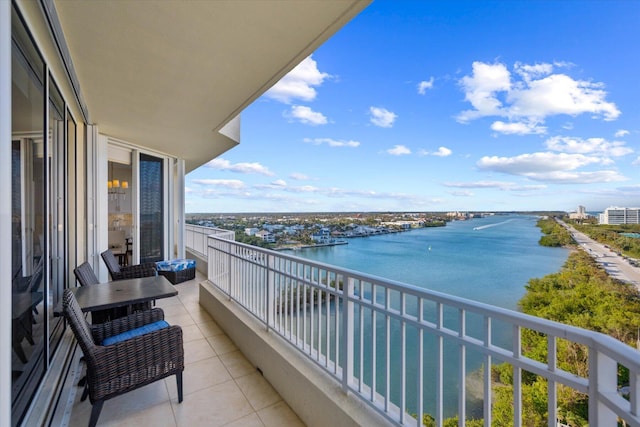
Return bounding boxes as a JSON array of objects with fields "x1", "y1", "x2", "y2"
[
  {"x1": 86, "y1": 325, "x2": 184, "y2": 402},
  {"x1": 90, "y1": 308, "x2": 164, "y2": 343}
]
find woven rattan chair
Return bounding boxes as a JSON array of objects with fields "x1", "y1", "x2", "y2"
[
  {"x1": 101, "y1": 249, "x2": 157, "y2": 281},
  {"x1": 62, "y1": 289, "x2": 184, "y2": 427}
]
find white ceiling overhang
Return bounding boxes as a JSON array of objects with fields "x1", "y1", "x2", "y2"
[{"x1": 54, "y1": 0, "x2": 370, "y2": 172}]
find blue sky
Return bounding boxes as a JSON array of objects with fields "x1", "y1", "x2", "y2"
[{"x1": 186, "y1": 0, "x2": 640, "y2": 214}]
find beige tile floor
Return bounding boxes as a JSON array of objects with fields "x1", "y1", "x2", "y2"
[{"x1": 67, "y1": 272, "x2": 305, "y2": 427}]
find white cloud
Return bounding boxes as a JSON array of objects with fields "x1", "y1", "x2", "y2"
[
  {"x1": 205, "y1": 158, "x2": 275, "y2": 176},
  {"x1": 443, "y1": 180, "x2": 547, "y2": 191},
  {"x1": 615, "y1": 129, "x2": 630, "y2": 138},
  {"x1": 254, "y1": 179, "x2": 291, "y2": 190},
  {"x1": 419, "y1": 147, "x2": 452, "y2": 157},
  {"x1": 192, "y1": 178, "x2": 246, "y2": 189},
  {"x1": 457, "y1": 62, "x2": 511, "y2": 122},
  {"x1": 369, "y1": 107, "x2": 397, "y2": 128},
  {"x1": 448, "y1": 190, "x2": 474, "y2": 197},
  {"x1": 264, "y1": 56, "x2": 330, "y2": 104},
  {"x1": 433, "y1": 146, "x2": 453, "y2": 157},
  {"x1": 290, "y1": 172, "x2": 310, "y2": 180},
  {"x1": 303, "y1": 137, "x2": 360, "y2": 147},
  {"x1": 633, "y1": 157, "x2": 640, "y2": 166},
  {"x1": 512, "y1": 74, "x2": 620, "y2": 120},
  {"x1": 457, "y1": 61, "x2": 620, "y2": 132},
  {"x1": 491, "y1": 120, "x2": 546, "y2": 135},
  {"x1": 287, "y1": 105, "x2": 328, "y2": 125},
  {"x1": 286, "y1": 185, "x2": 320, "y2": 193},
  {"x1": 477, "y1": 152, "x2": 626, "y2": 183},
  {"x1": 417, "y1": 77, "x2": 434, "y2": 95},
  {"x1": 387, "y1": 145, "x2": 411, "y2": 156},
  {"x1": 545, "y1": 136, "x2": 633, "y2": 157},
  {"x1": 513, "y1": 62, "x2": 554, "y2": 81},
  {"x1": 478, "y1": 152, "x2": 603, "y2": 174}
]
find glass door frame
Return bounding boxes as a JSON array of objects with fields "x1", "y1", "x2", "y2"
[{"x1": 97, "y1": 137, "x2": 180, "y2": 279}]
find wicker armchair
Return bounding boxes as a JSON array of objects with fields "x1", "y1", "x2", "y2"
[
  {"x1": 101, "y1": 249, "x2": 157, "y2": 281},
  {"x1": 62, "y1": 289, "x2": 184, "y2": 427}
]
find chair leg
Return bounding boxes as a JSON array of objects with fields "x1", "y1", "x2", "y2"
[
  {"x1": 176, "y1": 372, "x2": 183, "y2": 403},
  {"x1": 88, "y1": 400, "x2": 104, "y2": 427},
  {"x1": 81, "y1": 383, "x2": 89, "y2": 402}
]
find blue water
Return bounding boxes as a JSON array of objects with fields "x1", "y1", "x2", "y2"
[
  {"x1": 294, "y1": 214, "x2": 569, "y2": 310},
  {"x1": 288, "y1": 215, "x2": 569, "y2": 418}
]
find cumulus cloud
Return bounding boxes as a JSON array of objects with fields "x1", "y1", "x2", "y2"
[
  {"x1": 264, "y1": 56, "x2": 330, "y2": 104},
  {"x1": 191, "y1": 179, "x2": 246, "y2": 189},
  {"x1": 633, "y1": 157, "x2": 640, "y2": 166},
  {"x1": 433, "y1": 146, "x2": 452, "y2": 157},
  {"x1": 205, "y1": 158, "x2": 275, "y2": 176},
  {"x1": 286, "y1": 105, "x2": 328, "y2": 125},
  {"x1": 544, "y1": 136, "x2": 633, "y2": 157},
  {"x1": 420, "y1": 146, "x2": 453, "y2": 157},
  {"x1": 477, "y1": 152, "x2": 626, "y2": 183},
  {"x1": 387, "y1": 145, "x2": 411, "y2": 156},
  {"x1": 417, "y1": 77, "x2": 435, "y2": 95},
  {"x1": 457, "y1": 61, "x2": 620, "y2": 134},
  {"x1": 369, "y1": 107, "x2": 397, "y2": 128},
  {"x1": 615, "y1": 129, "x2": 630, "y2": 138},
  {"x1": 491, "y1": 120, "x2": 546, "y2": 135},
  {"x1": 303, "y1": 137, "x2": 360, "y2": 147}
]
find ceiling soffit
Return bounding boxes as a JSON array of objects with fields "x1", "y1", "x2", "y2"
[{"x1": 53, "y1": 0, "x2": 370, "y2": 172}]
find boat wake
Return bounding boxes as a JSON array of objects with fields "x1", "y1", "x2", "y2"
[{"x1": 473, "y1": 218, "x2": 514, "y2": 231}]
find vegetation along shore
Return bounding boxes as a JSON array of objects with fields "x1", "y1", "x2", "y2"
[{"x1": 433, "y1": 217, "x2": 640, "y2": 426}]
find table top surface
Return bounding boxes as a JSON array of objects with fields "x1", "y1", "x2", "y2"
[{"x1": 55, "y1": 275, "x2": 177, "y2": 315}]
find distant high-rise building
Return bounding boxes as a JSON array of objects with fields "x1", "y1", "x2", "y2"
[
  {"x1": 599, "y1": 207, "x2": 640, "y2": 225},
  {"x1": 569, "y1": 205, "x2": 589, "y2": 220}
]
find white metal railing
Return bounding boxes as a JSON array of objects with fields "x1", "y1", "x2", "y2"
[
  {"x1": 193, "y1": 227, "x2": 640, "y2": 427},
  {"x1": 185, "y1": 223, "x2": 235, "y2": 258}
]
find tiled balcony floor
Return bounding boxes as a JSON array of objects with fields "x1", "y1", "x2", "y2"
[{"x1": 66, "y1": 271, "x2": 305, "y2": 427}]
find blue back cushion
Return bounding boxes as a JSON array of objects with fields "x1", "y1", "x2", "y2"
[{"x1": 101, "y1": 320, "x2": 169, "y2": 346}]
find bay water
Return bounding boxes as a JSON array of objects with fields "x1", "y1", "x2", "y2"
[
  {"x1": 291, "y1": 214, "x2": 570, "y2": 418},
  {"x1": 295, "y1": 214, "x2": 569, "y2": 310}
]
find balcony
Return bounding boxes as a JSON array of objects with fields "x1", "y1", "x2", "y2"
[
  {"x1": 61, "y1": 270, "x2": 305, "y2": 427},
  {"x1": 187, "y1": 225, "x2": 640, "y2": 426}
]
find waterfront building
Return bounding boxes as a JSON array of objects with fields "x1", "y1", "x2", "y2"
[
  {"x1": 569, "y1": 205, "x2": 590, "y2": 220},
  {"x1": 311, "y1": 227, "x2": 331, "y2": 244},
  {"x1": 255, "y1": 230, "x2": 276, "y2": 243},
  {"x1": 599, "y1": 206, "x2": 640, "y2": 224}
]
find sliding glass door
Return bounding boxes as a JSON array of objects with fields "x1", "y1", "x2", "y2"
[{"x1": 139, "y1": 153, "x2": 165, "y2": 263}]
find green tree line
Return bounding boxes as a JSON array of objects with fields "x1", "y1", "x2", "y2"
[{"x1": 537, "y1": 218, "x2": 574, "y2": 247}]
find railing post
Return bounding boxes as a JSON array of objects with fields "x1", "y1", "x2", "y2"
[
  {"x1": 342, "y1": 276, "x2": 355, "y2": 392},
  {"x1": 267, "y1": 253, "x2": 275, "y2": 331},
  {"x1": 589, "y1": 346, "x2": 618, "y2": 426}
]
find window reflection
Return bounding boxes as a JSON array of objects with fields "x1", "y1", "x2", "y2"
[{"x1": 11, "y1": 7, "x2": 46, "y2": 425}]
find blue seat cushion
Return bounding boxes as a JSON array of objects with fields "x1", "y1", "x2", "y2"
[
  {"x1": 156, "y1": 259, "x2": 196, "y2": 272},
  {"x1": 101, "y1": 320, "x2": 170, "y2": 346}
]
